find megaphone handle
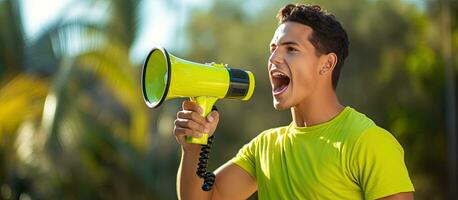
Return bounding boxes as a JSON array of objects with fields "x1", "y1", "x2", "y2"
[{"x1": 185, "y1": 96, "x2": 218, "y2": 145}]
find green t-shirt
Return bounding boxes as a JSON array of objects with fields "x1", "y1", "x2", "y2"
[{"x1": 231, "y1": 107, "x2": 414, "y2": 200}]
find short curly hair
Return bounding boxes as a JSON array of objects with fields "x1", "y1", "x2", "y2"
[{"x1": 277, "y1": 4, "x2": 349, "y2": 90}]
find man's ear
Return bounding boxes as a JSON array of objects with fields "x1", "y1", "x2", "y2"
[{"x1": 319, "y1": 53, "x2": 337, "y2": 75}]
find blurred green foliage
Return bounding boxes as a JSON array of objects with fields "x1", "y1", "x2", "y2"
[{"x1": 0, "y1": 0, "x2": 457, "y2": 199}]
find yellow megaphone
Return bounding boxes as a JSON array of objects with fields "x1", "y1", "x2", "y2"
[{"x1": 141, "y1": 46, "x2": 255, "y2": 145}]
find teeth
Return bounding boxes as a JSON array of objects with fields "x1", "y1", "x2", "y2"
[{"x1": 272, "y1": 72, "x2": 286, "y2": 77}]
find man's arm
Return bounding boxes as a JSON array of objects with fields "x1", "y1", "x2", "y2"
[
  {"x1": 351, "y1": 126, "x2": 415, "y2": 200},
  {"x1": 377, "y1": 192, "x2": 413, "y2": 200},
  {"x1": 174, "y1": 100, "x2": 257, "y2": 200},
  {"x1": 211, "y1": 161, "x2": 257, "y2": 199},
  {"x1": 177, "y1": 145, "x2": 211, "y2": 200},
  {"x1": 177, "y1": 147, "x2": 257, "y2": 200}
]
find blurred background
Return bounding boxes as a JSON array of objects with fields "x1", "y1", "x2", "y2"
[{"x1": 0, "y1": 0, "x2": 457, "y2": 199}]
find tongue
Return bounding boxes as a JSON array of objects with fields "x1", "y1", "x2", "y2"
[{"x1": 274, "y1": 84, "x2": 287, "y2": 93}]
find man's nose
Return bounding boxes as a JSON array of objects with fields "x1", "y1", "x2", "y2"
[{"x1": 269, "y1": 49, "x2": 283, "y2": 65}]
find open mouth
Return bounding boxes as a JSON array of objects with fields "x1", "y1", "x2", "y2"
[{"x1": 270, "y1": 70, "x2": 290, "y2": 95}]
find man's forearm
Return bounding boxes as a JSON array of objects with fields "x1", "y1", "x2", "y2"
[{"x1": 177, "y1": 146, "x2": 213, "y2": 200}]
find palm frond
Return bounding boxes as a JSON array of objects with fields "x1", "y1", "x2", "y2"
[{"x1": 0, "y1": 74, "x2": 48, "y2": 141}]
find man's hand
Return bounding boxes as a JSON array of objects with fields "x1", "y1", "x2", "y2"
[{"x1": 174, "y1": 100, "x2": 219, "y2": 151}]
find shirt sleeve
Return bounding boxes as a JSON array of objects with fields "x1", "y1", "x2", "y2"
[
  {"x1": 351, "y1": 126, "x2": 415, "y2": 200},
  {"x1": 230, "y1": 134, "x2": 260, "y2": 180}
]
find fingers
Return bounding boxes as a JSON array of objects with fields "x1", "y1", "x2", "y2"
[
  {"x1": 175, "y1": 118, "x2": 209, "y2": 133},
  {"x1": 182, "y1": 100, "x2": 203, "y2": 114},
  {"x1": 174, "y1": 126, "x2": 203, "y2": 139},
  {"x1": 174, "y1": 100, "x2": 220, "y2": 144},
  {"x1": 177, "y1": 110, "x2": 207, "y2": 125}
]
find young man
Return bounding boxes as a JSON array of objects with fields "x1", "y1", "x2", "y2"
[{"x1": 173, "y1": 4, "x2": 414, "y2": 200}]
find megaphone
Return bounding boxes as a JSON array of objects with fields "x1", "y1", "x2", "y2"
[{"x1": 141, "y1": 46, "x2": 255, "y2": 144}]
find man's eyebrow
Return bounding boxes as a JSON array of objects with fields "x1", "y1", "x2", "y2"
[
  {"x1": 281, "y1": 41, "x2": 300, "y2": 46},
  {"x1": 270, "y1": 41, "x2": 301, "y2": 47}
]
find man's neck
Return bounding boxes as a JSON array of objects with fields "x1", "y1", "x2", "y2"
[{"x1": 291, "y1": 89, "x2": 344, "y2": 127}]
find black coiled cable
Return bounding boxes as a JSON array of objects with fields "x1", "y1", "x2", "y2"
[
  {"x1": 197, "y1": 135, "x2": 215, "y2": 191},
  {"x1": 196, "y1": 106, "x2": 217, "y2": 191}
]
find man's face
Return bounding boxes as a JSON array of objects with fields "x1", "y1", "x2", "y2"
[{"x1": 268, "y1": 21, "x2": 325, "y2": 110}]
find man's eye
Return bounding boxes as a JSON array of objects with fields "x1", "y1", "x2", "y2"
[{"x1": 287, "y1": 47, "x2": 298, "y2": 52}]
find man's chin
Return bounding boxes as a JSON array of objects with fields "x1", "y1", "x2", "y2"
[{"x1": 273, "y1": 100, "x2": 290, "y2": 111}]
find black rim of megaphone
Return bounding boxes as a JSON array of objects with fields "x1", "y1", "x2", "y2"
[{"x1": 141, "y1": 46, "x2": 171, "y2": 108}]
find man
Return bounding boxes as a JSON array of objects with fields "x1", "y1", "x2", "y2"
[{"x1": 173, "y1": 3, "x2": 414, "y2": 200}]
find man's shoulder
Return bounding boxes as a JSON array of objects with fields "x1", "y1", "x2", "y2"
[
  {"x1": 344, "y1": 108, "x2": 403, "y2": 152},
  {"x1": 345, "y1": 107, "x2": 375, "y2": 128},
  {"x1": 337, "y1": 107, "x2": 394, "y2": 147},
  {"x1": 356, "y1": 125, "x2": 403, "y2": 152},
  {"x1": 336, "y1": 107, "x2": 374, "y2": 137},
  {"x1": 345, "y1": 107, "x2": 396, "y2": 139}
]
